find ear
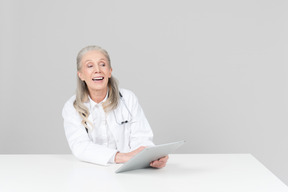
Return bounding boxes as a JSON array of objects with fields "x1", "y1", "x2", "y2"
[
  {"x1": 108, "y1": 68, "x2": 112, "y2": 78},
  {"x1": 77, "y1": 71, "x2": 84, "y2": 81}
]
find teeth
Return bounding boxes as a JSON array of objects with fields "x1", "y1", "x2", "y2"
[{"x1": 92, "y1": 77, "x2": 104, "y2": 81}]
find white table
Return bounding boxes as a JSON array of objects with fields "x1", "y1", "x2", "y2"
[{"x1": 0, "y1": 154, "x2": 287, "y2": 192}]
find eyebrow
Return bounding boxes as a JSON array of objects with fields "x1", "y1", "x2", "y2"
[{"x1": 84, "y1": 58, "x2": 107, "y2": 63}]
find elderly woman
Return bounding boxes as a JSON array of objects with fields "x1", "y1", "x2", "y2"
[{"x1": 62, "y1": 45, "x2": 168, "y2": 168}]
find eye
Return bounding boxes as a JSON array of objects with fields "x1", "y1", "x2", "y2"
[
  {"x1": 99, "y1": 62, "x2": 106, "y2": 67},
  {"x1": 87, "y1": 63, "x2": 93, "y2": 68}
]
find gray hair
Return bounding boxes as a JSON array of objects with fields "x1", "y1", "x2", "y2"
[{"x1": 73, "y1": 45, "x2": 120, "y2": 129}]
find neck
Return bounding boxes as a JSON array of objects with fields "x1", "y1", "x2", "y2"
[{"x1": 89, "y1": 87, "x2": 108, "y2": 103}]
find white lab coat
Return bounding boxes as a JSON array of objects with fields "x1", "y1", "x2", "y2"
[{"x1": 62, "y1": 88, "x2": 154, "y2": 165}]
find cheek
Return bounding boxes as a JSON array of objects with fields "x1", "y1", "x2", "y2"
[
  {"x1": 79, "y1": 70, "x2": 91, "y2": 81},
  {"x1": 84, "y1": 68, "x2": 93, "y2": 75}
]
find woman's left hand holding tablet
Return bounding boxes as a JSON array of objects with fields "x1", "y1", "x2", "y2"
[
  {"x1": 115, "y1": 147, "x2": 169, "y2": 169},
  {"x1": 115, "y1": 146, "x2": 146, "y2": 164}
]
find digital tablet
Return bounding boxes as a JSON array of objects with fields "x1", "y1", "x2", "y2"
[{"x1": 115, "y1": 140, "x2": 185, "y2": 173}]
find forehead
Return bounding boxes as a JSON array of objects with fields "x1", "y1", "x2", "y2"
[{"x1": 81, "y1": 50, "x2": 108, "y2": 63}]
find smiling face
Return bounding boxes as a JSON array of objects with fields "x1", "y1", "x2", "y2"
[{"x1": 77, "y1": 50, "x2": 112, "y2": 94}]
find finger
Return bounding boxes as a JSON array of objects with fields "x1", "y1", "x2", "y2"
[
  {"x1": 132, "y1": 146, "x2": 146, "y2": 155},
  {"x1": 150, "y1": 160, "x2": 166, "y2": 168},
  {"x1": 150, "y1": 156, "x2": 169, "y2": 167},
  {"x1": 136, "y1": 146, "x2": 146, "y2": 152},
  {"x1": 158, "y1": 156, "x2": 169, "y2": 162},
  {"x1": 128, "y1": 146, "x2": 147, "y2": 160},
  {"x1": 152, "y1": 163, "x2": 166, "y2": 168}
]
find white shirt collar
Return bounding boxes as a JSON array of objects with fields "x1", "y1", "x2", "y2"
[{"x1": 88, "y1": 90, "x2": 109, "y2": 109}]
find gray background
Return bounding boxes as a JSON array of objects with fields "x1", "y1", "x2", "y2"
[{"x1": 0, "y1": 0, "x2": 287, "y2": 185}]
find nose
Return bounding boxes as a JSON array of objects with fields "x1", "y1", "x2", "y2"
[{"x1": 94, "y1": 65, "x2": 100, "y2": 73}]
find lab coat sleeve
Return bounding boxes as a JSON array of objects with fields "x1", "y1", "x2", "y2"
[
  {"x1": 122, "y1": 90, "x2": 155, "y2": 150},
  {"x1": 62, "y1": 96, "x2": 117, "y2": 165}
]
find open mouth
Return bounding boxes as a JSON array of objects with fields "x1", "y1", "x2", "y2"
[{"x1": 92, "y1": 77, "x2": 104, "y2": 81}]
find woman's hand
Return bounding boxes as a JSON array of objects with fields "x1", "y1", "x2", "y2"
[
  {"x1": 115, "y1": 147, "x2": 169, "y2": 169},
  {"x1": 150, "y1": 156, "x2": 169, "y2": 168},
  {"x1": 115, "y1": 146, "x2": 146, "y2": 164}
]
